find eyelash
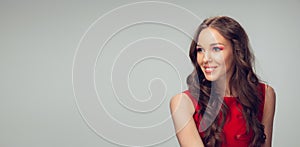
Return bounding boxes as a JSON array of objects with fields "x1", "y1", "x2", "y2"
[
  {"x1": 196, "y1": 46, "x2": 224, "y2": 52},
  {"x1": 196, "y1": 48, "x2": 204, "y2": 52},
  {"x1": 212, "y1": 47, "x2": 223, "y2": 51}
]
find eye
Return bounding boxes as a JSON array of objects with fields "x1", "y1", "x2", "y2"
[
  {"x1": 212, "y1": 46, "x2": 223, "y2": 52},
  {"x1": 196, "y1": 48, "x2": 204, "y2": 52}
]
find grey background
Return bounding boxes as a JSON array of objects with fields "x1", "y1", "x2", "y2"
[{"x1": 1, "y1": 0, "x2": 299, "y2": 146}]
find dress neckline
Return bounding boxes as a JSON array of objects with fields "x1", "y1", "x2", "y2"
[
  {"x1": 223, "y1": 96, "x2": 238, "y2": 101},
  {"x1": 224, "y1": 96, "x2": 237, "y2": 98}
]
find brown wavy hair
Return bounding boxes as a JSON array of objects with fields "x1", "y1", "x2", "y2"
[{"x1": 187, "y1": 16, "x2": 266, "y2": 146}]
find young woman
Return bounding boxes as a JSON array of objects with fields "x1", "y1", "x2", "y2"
[{"x1": 170, "y1": 16, "x2": 276, "y2": 147}]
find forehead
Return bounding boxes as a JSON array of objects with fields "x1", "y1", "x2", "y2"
[{"x1": 197, "y1": 27, "x2": 229, "y2": 46}]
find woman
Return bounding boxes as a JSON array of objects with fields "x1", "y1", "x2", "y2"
[{"x1": 170, "y1": 16, "x2": 276, "y2": 147}]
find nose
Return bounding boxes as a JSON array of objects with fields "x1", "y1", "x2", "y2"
[{"x1": 203, "y1": 51, "x2": 212, "y2": 63}]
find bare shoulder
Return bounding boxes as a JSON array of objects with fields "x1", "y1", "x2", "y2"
[
  {"x1": 265, "y1": 84, "x2": 276, "y2": 106},
  {"x1": 261, "y1": 84, "x2": 276, "y2": 146},
  {"x1": 170, "y1": 93, "x2": 205, "y2": 146},
  {"x1": 170, "y1": 92, "x2": 195, "y2": 115},
  {"x1": 262, "y1": 84, "x2": 276, "y2": 120}
]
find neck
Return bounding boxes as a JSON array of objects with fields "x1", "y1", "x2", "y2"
[{"x1": 215, "y1": 72, "x2": 235, "y2": 97}]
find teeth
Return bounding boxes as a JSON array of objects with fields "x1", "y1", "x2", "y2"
[{"x1": 205, "y1": 67, "x2": 215, "y2": 72}]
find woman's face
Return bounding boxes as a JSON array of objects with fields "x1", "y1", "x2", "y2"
[{"x1": 196, "y1": 27, "x2": 234, "y2": 82}]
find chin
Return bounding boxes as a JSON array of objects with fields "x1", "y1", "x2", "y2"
[{"x1": 204, "y1": 76, "x2": 217, "y2": 81}]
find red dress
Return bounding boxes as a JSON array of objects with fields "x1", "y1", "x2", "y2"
[{"x1": 183, "y1": 83, "x2": 265, "y2": 147}]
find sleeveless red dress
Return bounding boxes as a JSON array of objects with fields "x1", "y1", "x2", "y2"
[{"x1": 183, "y1": 83, "x2": 265, "y2": 147}]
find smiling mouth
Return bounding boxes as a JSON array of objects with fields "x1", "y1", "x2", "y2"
[{"x1": 203, "y1": 66, "x2": 217, "y2": 73}]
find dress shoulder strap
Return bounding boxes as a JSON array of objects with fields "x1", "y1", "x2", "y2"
[{"x1": 183, "y1": 90, "x2": 199, "y2": 109}]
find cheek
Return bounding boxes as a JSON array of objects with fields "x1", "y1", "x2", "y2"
[
  {"x1": 214, "y1": 53, "x2": 233, "y2": 70},
  {"x1": 196, "y1": 54, "x2": 203, "y2": 64},
  {"x1": 223, "y1": 54, "x2": 234, "y2": 69},
  {"x1": 214, "y1": 54, "x2": 225, "y2": 64}
]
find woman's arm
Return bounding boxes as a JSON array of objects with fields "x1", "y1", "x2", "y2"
[
  {"x1": 262, "y1": 85, "x2": 276, "y2": 147},
  {"x1": 170, "y1": 93, "x2": 205, "y2": 147}
]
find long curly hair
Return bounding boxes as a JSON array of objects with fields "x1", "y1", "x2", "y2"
[{"x1": 187, "y1": 16, "x2": 266, "y2": 146}]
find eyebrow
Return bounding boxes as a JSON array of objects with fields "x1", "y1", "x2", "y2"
[{"x1": 196, "y1": 43, "x2": 225, "y2": 47}]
